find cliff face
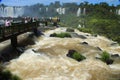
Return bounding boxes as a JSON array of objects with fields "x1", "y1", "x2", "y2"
[{"x1": 0, "y1": 3, "x2": 120, "y2": 17}]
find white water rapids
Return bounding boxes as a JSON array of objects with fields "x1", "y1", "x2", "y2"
[{"x1": 6, "y1": 28, "x2": 120, "y2": 80}]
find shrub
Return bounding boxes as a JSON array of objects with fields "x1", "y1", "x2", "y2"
[
  {"x1": 100, "y1": 51, "x2": 113, "y2": 65},
  {"x1": 77, "y1": 27, "x2": 93, "y2": 34},
  {"x1": 67, "y1": 50, "x2": 86, "y2": 62},
  {"x1": 50, "y1": 32, "x2": 71, "y2": 38},
  {"x1": 66, "y1": 28, "x2": 74, "y2": 32},
  {"x1": 72, "y1": 52, "x2": 86, "y2": 61},
  {"x1": 101, "y1": 51, "x2": 110, "y2": 62},
  {"x1": 0, "y1": 63, "x2": 21, "y2": 80},
  {"x1": 50, "y1": 33, "x2": 57, "y2": 37}
]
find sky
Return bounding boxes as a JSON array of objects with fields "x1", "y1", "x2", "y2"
[{"x1": 0, "y1": 0, "x2": 120, "y2": 6}]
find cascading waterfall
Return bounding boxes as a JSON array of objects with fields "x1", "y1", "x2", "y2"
[
  {"x1": 14, "y1": 6, "x2": 24, "y2": 17},
  {"x1": 116, "y1": 9, "x2": 120, "y2": 15},
  {"x1": 118, "y1": 9, "x2": 120, "y2": 15},
  {"x1": 77, "y1": 8, "x2": 81, "y2": 17},
  {"x1": 46, "y1": 7, "x2": 48, "y2": 12},
  {"x1": 0, "y1": 6, "x2": 24, "y2": 17},
  {"x1": 83, "y1": 8, "x2": 86, "y2": 15},
  {"x1": 56, "y1": 7, "x2": 66, "y2": 15}
]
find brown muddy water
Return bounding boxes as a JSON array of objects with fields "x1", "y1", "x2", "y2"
[{"x1": 5, "y1": 28, "x2": 120, "y2": 80}]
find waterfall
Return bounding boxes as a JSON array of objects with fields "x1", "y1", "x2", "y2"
[
  {"x1": 116, "y1": 9, "x2": 120, "y2": 15},
  {"x1": 83, "y1": 8, "x2": 86, "y2": 15},
  {"x1": 56, "y1": 7, "x2": 65, "y2": 15},
  {"x1": 118, "y1": 9, "x2": 120, "y2": 15},
  {"x1": 77, "y1": 8, "x2": 81, "y2": 17},
  {"x1": 39, "y1": 8, "x2": 41, "y2": 11},
  {"x1": 14, "y1": 6, "x2": 24, "y2": 17},
  {"x1": 46, "y1": 7, "x2": 48, "y2": 12},
  {"x1": 0, "y1": 6, "x2": 24, "y2": 17}
]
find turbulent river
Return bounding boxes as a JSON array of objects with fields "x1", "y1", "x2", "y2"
[{"x1": 6, "y1": 28, "x2": 120, "y2": 80}]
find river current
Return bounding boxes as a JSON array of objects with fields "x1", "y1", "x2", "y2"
[{"x1": 6, "y1": 28, "x2": 120, "y2": 80}]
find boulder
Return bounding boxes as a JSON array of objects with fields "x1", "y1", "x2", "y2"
[
  {"x1": 66, "y1": 28, "x2": 74, "y2": 32},
  {"x1": 70, "y1": 33, "x2": 87, "y2": 39},
  {"x1": 66, "y1": 50, "x2": 86, "y2": 62},
  {"x1": 106, "y1": 59, "x2": 114, "y2": 65},
  {"x1": 16, "y1": 47, "x2": 25, "y2": 53},
  {"x1": 96, "y1": 47, "x2": 102, "y2": 51},
  {"x1": 110, "y1": 42, "x2": 119, "y2": 46},
  {"x1": 81, "y1": 42, "x2": 88, "y2": 45},
  {"x1": 66, "y1": 50, "x2": 76, "y2": 58},
  {"x1": 111, "y1": 54, "x2": 119, "y2": 58}
]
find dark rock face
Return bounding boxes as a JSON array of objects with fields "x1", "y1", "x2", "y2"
[
  {"x1": 96, "y1": 47, "x2": 102, "y2": 51},
  {"x1": 111, "y1": 54, "x2": 119, "y2": 58},
  {"x1": 66, "y1": 50, "x2": 86, "y2": 62},
  {"x1": 66, "y1": 28, "x2": 74, "y2": 32},
  {"x1": 32, "y1": 49, "x2": 37, "y2": 53},
  {"x1": 95, "y1": 57, "x2": 114, "y2": 65},
  {"x1": 0, "y1": 46, "x2": 21, "y2": 62},
  {"x1": 33, "y1": 28, "x2": 44, "y2": 37},
  {"x1": 78, "y1": 35, "x2": 87, "y2": 39},
  {"x1": 106, "y1": 59, "x2": 114, "y2": 65},
  {"x1": 81, "y1": 42, "x2": 88, "y2": 45},
  {"x1": 110, "y1": 42, "x2": 118, "y2": 46},
  {"x1": 16, "y1": 47, "x2": 25, "y2": 53},
  {"x1": 66, "y1": 50, "x2": 76, "y2": 58},
  {"x1": 92, "y1": 34, "x2": 97, "y2": 37},
  {"x1": 50, "y1": 33, "x2": 57, "y2": 37},
  {"x1": 70, "y1": 33, "x2": 87, "y2": 39},
  {"x1": 50, "y1": 33, "x2": 71, "y2": 38}
]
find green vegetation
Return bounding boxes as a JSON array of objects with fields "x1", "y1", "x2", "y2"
[
  {"x1": 66, "y1": 28, "x2": 74, "y2": 32},
  {"x1": 99, "y1": 51, "x2": 113, "y2": 65},
  {"x1": 101, "y1": 51, "x2": 110, "y2": 62},
  {"x1": 67, "y1": 50, "x2": 86, "y2": 62},
  {"x1": 72, "y1": 52, "x2": 86, "y2": 61},
  {"x1": 0, "y1": 63, "x2": 21, "y2": 80},
  {"x1": 50, "y1": 32, "x2": 71, "y2": 38},
  {"x1": 59, "y1": 2, "x2": 120, "y2": 44}
]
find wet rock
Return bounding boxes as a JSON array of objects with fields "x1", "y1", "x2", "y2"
[
  {"x1": 95, "y1": 57, "x2": 101, "y2": 60},
  {"x1": 16, "y1": 47, "x2": 25, "y2": 53},
  {"x1": 111, "y1": 54, "x2": 119, "y2": 58},
  {"x1": 110, "y1": 42, "x2": 119, "y2": 46},
  {"x1": 32, "y1": 49, "x2": 37, "y2": 53},
  {"x1": 2, "y1": 62, "x2": 10, "y2": 67},
  {"x1": 70, "y1": 33, "x2": 87, "y2": 39},
  {"x1": 0, "y1": 55, "x2": 5, "y2": 62},
  {"x1": 50, "y1": 33, "x2": 71, "y2": 38},
  {"x1": 95, "y1": 57, "x2": 114, "y2": 65},
  {"x1": 96, "y1": 47, "x2": 102, "y2": 51},
  {"x1": 33, "y1": 28, "x2": 44, "y2": 37},
  {"x1": 106, "y1": 59, "x2": 114, "y2": 65},
  {"x1": 78, "y1": 35, "x2": 87, "y2": 39},
  {"x1": 66, "y1": 50, "x2": 86, "y2": 62},
  {"x1": 92, "y1": 34, "x2": 97, "y2": 37},
  {"x1": 50, "y1": 33, "x2": 57, "y2": 37},
  {"x1": 66, "y1": 28, "x2": 74, "y2": 32},
  {"x1": 81, "y1": 42, "x2": 88, "y2": 45},
  {"x1": 66, "y1": 50, "x2": 76, "y2": 58}
]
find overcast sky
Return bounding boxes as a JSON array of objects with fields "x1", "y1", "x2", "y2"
[{"x1": 0, "y1": 0, "x2": 120, "y2": 6}]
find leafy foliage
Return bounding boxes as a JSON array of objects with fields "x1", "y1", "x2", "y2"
[
  {"x1": 72, "y1": 52, "x2": 86, "y2": 61},
  {"x1": 0, "y1": 64, "x2": 21, "y2": 80},
  {"x1": 67, "y1": 50, "x2": 86, "y2": 62},
  {"x1": 99, "y1": 51, "x2": 113, "y2": 65},
  {"x1": 66, "y1": 28, "x2": 74, "y2": 32},
  {"x1": 101, "y1": 51, "x2": 110, "y2": 62},
  {"x1": 50, "y1": 32, "x2": 71, "y2": 38}
]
